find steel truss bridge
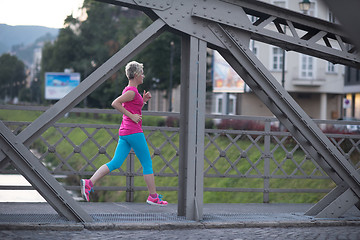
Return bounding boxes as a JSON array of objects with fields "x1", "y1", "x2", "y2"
[{"x1": 0, "y1": 0, "x2": 359, "y2": 222}]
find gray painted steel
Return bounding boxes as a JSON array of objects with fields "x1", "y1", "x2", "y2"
[
  {"x1": 0, "y1": 19, "x2": 166, "y2": 222},
  {"x1": 2, "y1": 111, "x2": 359, "y2": 220},
  {"x1": 324, "y1": 0, "x2": 360, "y2": 53},
  {"x1": 0, "y1": 121, "x2": 93, "y2": 222},
  {"x1": 1, "y1": 0, "x2": 360, "y2": 222},
  {"x1": 209, "y1": 23, "x2": 360, "y2": 212}
]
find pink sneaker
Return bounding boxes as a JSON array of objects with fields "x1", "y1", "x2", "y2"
[
  {"x1": 146, "y1": 194, "x2": 168, "y2": 206},
  {"x1": 80, "y1": 179, "x2": 93, "y2": 202}
]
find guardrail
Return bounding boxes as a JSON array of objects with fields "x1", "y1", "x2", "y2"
[{"x1": 1, "y1": 105, "x2": 359, "y2": 203}]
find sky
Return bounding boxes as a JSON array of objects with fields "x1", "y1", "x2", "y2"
[{"x1": 0, "y1": 0, "x2": 84, "y2": 29}]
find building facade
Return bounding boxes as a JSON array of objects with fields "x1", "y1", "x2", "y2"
[{"x1": 211, "y1": 0, "x2": 346, "y2": 120}]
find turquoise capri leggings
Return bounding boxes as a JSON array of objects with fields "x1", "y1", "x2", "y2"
[{"x1": 106, "y1": 133, "x2": 153, "y2": 175}]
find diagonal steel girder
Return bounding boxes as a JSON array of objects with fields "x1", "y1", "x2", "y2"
[
  {"x1": 0, "y1": 19, "x2": 166, "y2": 222},
  {"x1": 98, "y1": 0, "x2": 360, "y2": 68},
  {"x1": 96, "y1": 0, "x2": 360, "y2": 218},
  {"x1": 0, "y1": 121, "x2": 93, "y2": 222},
  {"x1": 208, "y1": 23, "x2": 360, "y2": 217},
  {"x1": 324, "y1": 0, "x2": 360, "y2": 54}
]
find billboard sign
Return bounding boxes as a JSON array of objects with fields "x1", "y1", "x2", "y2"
[
  {"x1": 45, "y1": 72, "x2": 80, "y2": 100},
  {"x1": 213, "y1": 50, "x2": 249, "y2": 93}
]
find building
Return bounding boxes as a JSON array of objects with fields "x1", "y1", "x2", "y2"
[
  {"x1": 344, "y1": 67, "x2": 360, "y2": 118},
  {"x1": 211, "y1": 0, "x2": 346, "y2": 120}
]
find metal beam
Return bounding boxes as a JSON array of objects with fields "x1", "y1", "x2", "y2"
[
  {"x1": 178, "y1": 35, "x2": 206, "y2": 221},
  {"x1": 0, "y1": 19, "x2": 166, "y2": 222},
  {"x1": 324, "y1": 0, "x2": 360, "y2": 53},
  {"x1": 96, "y1": 0, "x2": 359, "y2": 68},
  {"x1": 0, "y1": 121, "x2": 93, "y2": 222},
  {"x1": 0, "y1": 19, "x2": 165, "y2": 163},
  {"x1": 208, "y1": 23, "x2": 360, "y2": 216}
]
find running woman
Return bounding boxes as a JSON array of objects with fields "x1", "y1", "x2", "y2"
[{"x1": 81, "y1": 61, "x2": 168, "y2": 206}]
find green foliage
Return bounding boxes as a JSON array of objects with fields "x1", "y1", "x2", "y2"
[
  {"x1": 0, "y1": 53, "x2": 26, "y2": 99},
  {"x1": 1, "y1": 109, "x2": 336, "y2": 204},
  {"x1": 40, "y1": 0, "x2": 181, "y2": 107}
]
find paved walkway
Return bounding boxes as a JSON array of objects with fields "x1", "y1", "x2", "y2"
[{"x1": 0, "y1": 202, "x2": 359, "y2": 239}]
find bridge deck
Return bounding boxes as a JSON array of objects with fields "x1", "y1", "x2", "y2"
[{"x1": 0, "y1": 202, "x2": 359, "y2": 230}]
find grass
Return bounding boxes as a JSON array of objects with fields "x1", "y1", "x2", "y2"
[{"x1": 0, "y1": 109, "x2": 336, "y2": 204}]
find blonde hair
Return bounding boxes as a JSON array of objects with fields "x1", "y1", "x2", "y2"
[{"x1": 125, "y1": 61, "x2": 143, "y2": 80}]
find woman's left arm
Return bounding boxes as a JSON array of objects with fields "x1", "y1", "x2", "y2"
[{"x1": 143, "y1": 90, "x2": 152, "y2": 107}]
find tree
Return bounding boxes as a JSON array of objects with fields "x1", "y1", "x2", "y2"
[
  {"x1": 40, "y1": 0, "x2": 182, "y2": 108},
  {"x1": 0, "y1": 53, "x2": 26, "y2": 101}
]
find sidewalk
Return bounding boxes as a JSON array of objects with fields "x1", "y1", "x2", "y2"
[{"x1": 0, "y1": 202, "x2": 359, "y2": 230}]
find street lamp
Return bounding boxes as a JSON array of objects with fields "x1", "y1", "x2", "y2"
[{"x1": 299, "y1": 0, "x2": 311, "y2": 14}]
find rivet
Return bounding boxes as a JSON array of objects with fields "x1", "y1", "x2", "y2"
[
  {"x1": 194, "y1": 4, "x2": 197, "y2": 7},
  {"x1": 219, "y1": 19, "x2": 222, "y2": 22},
  {"x1": 213, "y1": 7, "x2": 216, "y2": 10},
  {"x1": 229, "y1": 45, "x2": 232, "y2": 48},
  {"x1": 203, "y1": 7, "x2": 207, "y2": 10},
  {"x1": 228, "y1": 11, "x2": 231, "y2": 14},
  {"x1": 182, "y1": 15, "x2": 185, "y2": 18},
  {"x1": 175, "y1": 7, "x2": 178, "y2": 10},
  {"x1": 193, "y1": 11, "x2": 197, "y2": 15},
  {"x1": 170, "y1": 12, "x2": 173, "y2": 15},
  {"x1": 249, "y1": 27, "x2": 252, "y2": 30},
  {"x1": 234, "y1": 23, "x2": 237, "y2": 26},
  {"x1": 177, "y1": 19, "x2": 180, "y2": 22},
  {"x1": 193, "y1": 31, "x2": 197, "y2": 34},
  {"x1": 202, "y1": 35, "x2": 206, "y2": 38},
  {"x1": 153, "y1": 3, "x2": 156, "y2": 6}
]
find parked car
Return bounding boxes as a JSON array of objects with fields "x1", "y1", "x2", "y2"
[{"x1": 335, "y1": 117, "x2": 360, "y2": 133}]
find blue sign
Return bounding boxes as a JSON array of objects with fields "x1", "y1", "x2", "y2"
[{"x1": 45, "y1": 72, "x2": 80, "y2": 100}]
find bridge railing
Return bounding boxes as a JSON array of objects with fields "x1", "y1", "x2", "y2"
[{"x1": 1, "y1": 105, "x2": 359, "y2": 203}]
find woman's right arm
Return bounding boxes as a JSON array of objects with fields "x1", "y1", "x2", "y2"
[{"x1": 112, "y1": 91, "x2": 142, "y2": 123}]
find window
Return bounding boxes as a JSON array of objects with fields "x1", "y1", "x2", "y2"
[
  {"x1": 300, "y1": 54, "x2": 314, "y2": 78},
  {"x1": 249, "y1": 40, "x2": 258, "y2": 56},
  {"x1": 272, "y1": 0, "x2": 286, "y2": 8},
  {"x1": 306, "y1": 1, "x2": 316, "y2": 17},
  {"x1": 215, "y1": 94, "x2": 236, "y2": 115},
  {"x1": 272, "y1": 47, "x2": 284, "y2": 71},
  {"x1": 327, "y1": 62, "x2": 336, "y2": 73},
  {"x1": 217, "y1": 97, "x2": 223, "y2": 114},
  {"x1": 328, "y1": 11, "x2": 336, "y2": 23}
]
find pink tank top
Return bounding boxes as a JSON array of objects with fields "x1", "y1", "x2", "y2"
[{"x1": 119, "y1": 86, "x2": 143, "y2": 136}]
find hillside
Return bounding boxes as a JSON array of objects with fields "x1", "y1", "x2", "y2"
[{"x1": 0, "y1": 24, "x2": 59, "y2": 64}]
